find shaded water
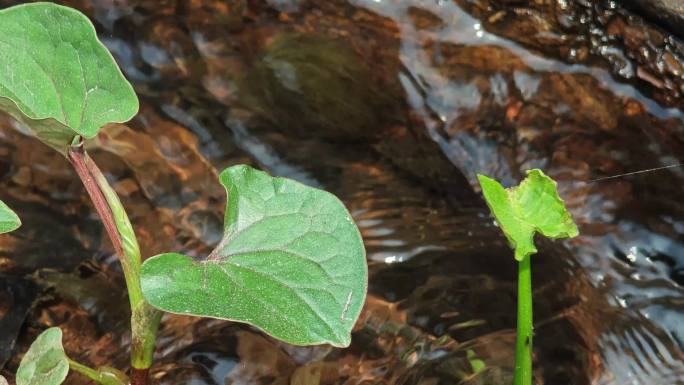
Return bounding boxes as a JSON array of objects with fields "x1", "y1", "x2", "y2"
[{"x1": 1, "y1": 0, "x2": 684, "y2": 384}]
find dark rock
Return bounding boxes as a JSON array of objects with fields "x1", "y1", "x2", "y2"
[
  {"x1": 0, "y1": 276, "x2": 38, "y2": 368},
  {"x1": 623, "y1": 0, "x2": 684, "y2": 38}
]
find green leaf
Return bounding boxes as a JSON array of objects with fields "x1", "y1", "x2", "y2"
[
  {"x1": 0, "y1": 3, "x2": 138, "y2": 154},
  {"x1": 467, "y1": 349, "x2": 486, "y2": 374},
  {"x1": 141, "y1": 165, "x2": 367, "y2": 347},
  {"x1": 0, "y1": 200, "x2": 20, "y2": 234},
  {"x1": 16, "y1": 327, "x2": 69, "y2": 385},
  {"x1": 477, "y1": 169, "x2": 578, "y2": 261}
]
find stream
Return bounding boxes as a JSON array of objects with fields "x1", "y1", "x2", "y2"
[{"x1": 2, "y1": 0, "x2": 684, "y2": 384}]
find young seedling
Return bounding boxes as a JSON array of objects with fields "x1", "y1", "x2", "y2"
[
  {"x1": 15, "y1": 328, "x2": 127, "y2": 385},
  {"x1": 477, "y1": 170, "x2": 578, "y2": 385},
  {"x1": 0, "y1": 3, "x2": 367, "y2": 385}
]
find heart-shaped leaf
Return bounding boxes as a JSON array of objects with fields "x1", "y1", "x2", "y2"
[
  {"x1": 0, "y1": 200, "x2": 20, "y2": 234},
  {"x1": 16, "y1": 327, "x2": 69, "y2": 385},
  {"x1": 141, "y1": 165, "x2": 367, "y2": 347},
  {"x1": 0, "y1": 3, "x2": 138, "y2": 154},
  {"x1": 477, "y1": 169, "x2": 578, "y2": 261}
]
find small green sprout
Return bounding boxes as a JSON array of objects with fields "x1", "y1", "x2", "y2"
[{"x1": 477, "y1": 169, "x2": 578, "y2": 385}]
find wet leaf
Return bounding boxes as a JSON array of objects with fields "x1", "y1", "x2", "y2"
[
  {"x1": 141, "y1": 165, "x2": 367, "y2": 347},
  {"x1": 0, "y1": 200, "x2": 20, "y2": 234},
  {"x1": 16, "y1": 327, "x2": 69, "y2": 385},
  {"x1": 477, "y1": 169, "x2": 578, "y2": 261},
  {"x1": 0, "y1": 3, "x2": 138, "y2": 154}
]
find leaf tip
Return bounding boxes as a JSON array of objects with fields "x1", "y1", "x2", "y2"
[
  {"x1": 219, "y1": 163, "x2": 256, "y2": 186},
  {"x1": 476, "y1": 173, "x2": 494, "y2": 185}
]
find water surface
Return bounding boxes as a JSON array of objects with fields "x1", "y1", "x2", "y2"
[{"x1": 2, "y1": 0, "x2": 684, "y2": 384}]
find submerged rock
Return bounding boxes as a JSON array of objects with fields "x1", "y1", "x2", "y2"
[{"x1": 242, "y1": 33, "x2": 398, "y2": 141}]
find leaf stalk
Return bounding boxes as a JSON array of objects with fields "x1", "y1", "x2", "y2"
[
  {"x1": 67, "y1": 359, "x2": 103, "y2": 383},
  {"x1": 67, "y1": 144, "x2": 160, "y2": 385},
  {"x1": 67, "y1": 359, "x2": 128, "y2": 385}
]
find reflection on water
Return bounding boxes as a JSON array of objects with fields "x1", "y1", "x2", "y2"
[{"x1": 1, "y1": 0, "x2": 684, "y2": 384}]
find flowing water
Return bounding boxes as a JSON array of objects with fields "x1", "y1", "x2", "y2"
[{"x1": 1, "y1": 0, "x2": 684, "y2": 384}]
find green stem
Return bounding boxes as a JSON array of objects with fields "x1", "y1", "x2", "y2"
[
  {"x1": 85, "y1": 151, "x2": 162, "y2": 373},
  {"x1": 514, "y1": 255, "x2": 533, "y2": 385},
  {"x1": 68, "y1": 359, "x2": 102, "y2": 383},
  {"x1": 68, "y1": 145, "x2": 161, "y2": 385},
  {"x1": 68, "y1": 359, "x2": 128, "y2": 385}
]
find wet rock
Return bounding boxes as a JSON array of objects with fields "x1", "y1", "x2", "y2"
[
  {"x1": 544, "y1": 73, "x2": 619, "y2": 131},
  {"x1": 624, "y1": 0, "x2": 684, "y2": 38},
  {"x1": 407, "y1": 6, "x2": 445, "y2": 31},
  {"x1": 458, "y1": 0, "x2": 684, "y2": 108}
]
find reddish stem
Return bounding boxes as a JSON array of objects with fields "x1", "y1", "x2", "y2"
[
  {"x1": 130, "y1": 368, "x2": 149, "y2": 385},
  {"x1": 67, "y1": 145, "x2": 125, "y2": 258},
  {"x1": 68, "y1": 145, "x2": 150, "y2": 385}
]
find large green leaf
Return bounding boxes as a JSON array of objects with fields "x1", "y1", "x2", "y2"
[
  {"x1": 0, "y1": 200, "x2": 20, "y2": 234},
  {"x1": 16, "y1": 327, "x2": 69, "y2": 385},
  {"x1": 141, "y1": 165, "x2": 367, "y2": 347},
  {"x1": 477, "y1": 169, "x2": 578, "y2": 261},
  {"x1": 0, "y1": 3, "x2": 138, "y2": 154}
]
